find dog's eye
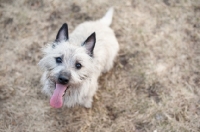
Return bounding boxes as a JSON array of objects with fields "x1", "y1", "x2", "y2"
[
  {"x1": 75, "y1": 63, "x2": 82, "y2": 69},
  {"x1": 55, "y1": 57, "x2": 62, "y2": 63}
]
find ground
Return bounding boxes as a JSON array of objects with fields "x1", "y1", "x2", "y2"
[{"x1": 0, "y1": 0, "x2": 200, "y2": 132}]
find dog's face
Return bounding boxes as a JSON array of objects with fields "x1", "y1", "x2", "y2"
[{"x1": 39, "y1": 23, "x2": 96, "y2": 108}]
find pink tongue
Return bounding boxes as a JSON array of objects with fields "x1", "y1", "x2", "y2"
[{"x1": 50, "y1": 84, "x2": 67, "y2": 108}]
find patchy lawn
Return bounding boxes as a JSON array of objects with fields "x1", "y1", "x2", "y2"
[{"x1": 0, "y1": 0, "x2": 200, "y2": 131}]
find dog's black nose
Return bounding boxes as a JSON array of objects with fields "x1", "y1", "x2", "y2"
[{"x1": 58, "y1": 75, "x2": 69, "y2": 84}]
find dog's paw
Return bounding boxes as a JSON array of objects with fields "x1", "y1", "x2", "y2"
[
  {"x1": 84, "y1": 101, "x2": 92, "y2": 108},
  {"x1": 82, "y1": 96, "x2": 93, "y2": 108}
]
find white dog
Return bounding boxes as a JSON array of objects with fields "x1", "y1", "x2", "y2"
[{"x1": 39, "y1": 8, "x2": 119, "y2": 108}]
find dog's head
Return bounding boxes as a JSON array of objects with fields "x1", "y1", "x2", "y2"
[{"x1": 39, "y1": 23, "x2": 96, "y2": 108}]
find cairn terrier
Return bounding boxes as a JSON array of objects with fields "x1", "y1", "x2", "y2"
[{"x1": 39, "y1": 8, "x2": 119, "y2": 108}]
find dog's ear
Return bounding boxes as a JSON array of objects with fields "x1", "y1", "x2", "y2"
[
  {"x1": 82, "y1": 32, "x2": 96, "y2": 57},
  {"x1": 56, "y1": 23, "x2": 69, "y2": 42}
]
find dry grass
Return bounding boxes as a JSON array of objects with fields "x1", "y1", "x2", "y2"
[{"x1": 0, "y1": 0, "x2": 200, "y2": 131}]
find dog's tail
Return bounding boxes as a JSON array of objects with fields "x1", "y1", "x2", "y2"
[{"x1": 99, "y1": 7, "x2": 114, "y2": 26}]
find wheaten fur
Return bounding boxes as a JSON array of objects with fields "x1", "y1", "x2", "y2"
[{"x1": 39, "y1": 8, "x2": 119, "y2": 108}]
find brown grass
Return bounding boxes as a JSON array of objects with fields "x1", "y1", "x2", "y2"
[{"x1": 0, "y1": 0, "x2": 200, "y2": 131}]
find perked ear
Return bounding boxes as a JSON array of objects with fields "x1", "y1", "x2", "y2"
[
  {"x1": 56, "y1": 23, "x2": 69, "y2": 42},
  {"x1": 82, "y1": 32, "x2": 96, "y2": 57}
]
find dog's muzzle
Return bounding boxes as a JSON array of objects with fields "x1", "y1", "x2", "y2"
[{"x1": 57, "y1": 72, "x2": 71, "y2": 84}]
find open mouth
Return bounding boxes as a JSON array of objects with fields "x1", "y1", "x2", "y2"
[
  {"x1": 62, "y1": 88, "x2": 67, "y2": 97},
  {"x1": 50, "y1": 83, "x2": 69, "y2": 108}
]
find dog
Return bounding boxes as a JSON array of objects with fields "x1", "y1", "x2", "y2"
[{"x1": 39, "y1": 8, "x2": 119, "y2": 108}]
